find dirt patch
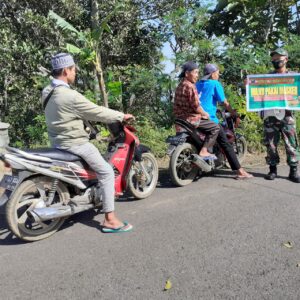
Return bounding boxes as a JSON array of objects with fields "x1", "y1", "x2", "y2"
[{"x1": 241, "y1": 152, "x2": 266, "y2": 168}]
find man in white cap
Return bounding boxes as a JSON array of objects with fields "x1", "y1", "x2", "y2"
[
  {"x1": 42, "y1": 53, "x2": 133, "y2": 232},
  {"x1": 196, "y1": 63, "x2": 253, "y2": 179}
]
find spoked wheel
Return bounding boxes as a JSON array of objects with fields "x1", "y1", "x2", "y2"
[
  {"x1": 235, "y1": 135, "x2": 247, "y2": 165},
  {"x1": 6, "y1": 176, "x2": 69, "y2": 242},
  {"x1": 128, "y1": 152, "x2": 158, "y2": 199},
  {"x1": 169, "y1": 143, "x2": 198, "y2": 186}
]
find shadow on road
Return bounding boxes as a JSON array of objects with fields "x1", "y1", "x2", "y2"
[
  {"x1": 156, "y1": 167, "x2": 265, "y2": 186},
  {"x1": 62, "y1": 209, "x2": 102, "y2": 231},
  {"x1": 240, "y1": 170, "x2": 288, "y2": 180},
  {"x1": 0, "y1": 205, "x2": 27, "y2": 245},
  {"x1": 0, "y1": 168, "x2": 275, "y2": 245},
  {"x1": 0, "y1": 207, "x2": 102, "y2": 246},
  {"x1": 157, "y1": 167, "x2": 286, "y2": 183},
  {"x1": 156, "y1": 168, "x2": 176, "y2": 188}
]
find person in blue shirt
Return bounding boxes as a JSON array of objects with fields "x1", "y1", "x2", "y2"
[{"x1": 196, "y1": 64, "x2": 253, "y2": 179}]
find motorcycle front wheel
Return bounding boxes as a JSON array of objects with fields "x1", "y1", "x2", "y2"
[
  {"x1": 127, "y1": 152, "x2": 158, "y2": 199},
  {"x1": 6, "y1": 176, "x2": 69, "y2": 242},
  {"x1": 169, "y1": 143, "x2": 198, "y2": 187}
]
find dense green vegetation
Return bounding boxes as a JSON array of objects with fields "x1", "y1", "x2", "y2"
[{"x1": 1, "y1": 0, "x2": 300, "y2": 156}]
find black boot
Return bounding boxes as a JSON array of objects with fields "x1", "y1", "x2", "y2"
[
  {"x1": 265, "y1": 165, "x2": 277, "y2": 180},
  {"x1": 288, "y1": 166, "x2": 300, "y2": 183}
]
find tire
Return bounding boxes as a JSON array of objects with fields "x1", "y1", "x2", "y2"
[
  {"x1": 169, "y1": 143, "x2": 198, "y2": 186},
  {"x1": 6, "y1": 176, "x2": 69, "y2": 242},
  {"x1": 214, "y1": 144, "x2": 227, "y2": 170},
  {"x1": 235, "y1": 135, "x2": 247, "y2": 165},
  {"x1": 128, "y1": 152, "x2": 158, "y2": 199}
]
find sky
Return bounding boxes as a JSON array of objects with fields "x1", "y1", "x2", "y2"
[
  {"x1": 161, "y1": 41, "x2": 175, "y2": 74},
  {"x1": 160, "y1": 0, "x2": 217, "y2": 74}
]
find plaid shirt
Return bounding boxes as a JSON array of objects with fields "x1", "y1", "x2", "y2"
[{"x1": 173, "y1": 79, "x2": 202, "y2": 127}]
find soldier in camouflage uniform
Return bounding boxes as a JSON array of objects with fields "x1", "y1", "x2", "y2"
[{"x1": 263, "y1": 48, "x2": 300, "y2": 183}]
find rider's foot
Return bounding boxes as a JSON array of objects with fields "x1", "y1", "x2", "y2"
[
  {"x1": 102, "y1": 212, "x2": 130, "y2": 229},
  {"x1": 102, "y1": 220, "x2": 126, "y2": 229},
  {"x1": 199, "y1": 151, "x2": 213, "y2": 157},
  {"x1": 235, "y1": 168, "x2": 253, "y2": 179},
  {"x1": 199, "y1": 146, "x2": 213, "y2": 158}
]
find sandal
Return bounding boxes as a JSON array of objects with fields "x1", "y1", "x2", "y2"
[
  {"x1": 101, "y1": 222, "x2": 133, "y2": 233},
  {"x1": 235, "y1": 173, "x2": 253, "y2": 180},
  {"x1": 199, "y1": 154, "x2": 217, "y2": 160}
]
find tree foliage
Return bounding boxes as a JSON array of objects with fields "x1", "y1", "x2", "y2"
[
  {"x1": 1, "y1": 0, "x2": 300, "y2": 154},
  {"x1": 207, "y1": 0, "x2": 297, "y2": 47}
]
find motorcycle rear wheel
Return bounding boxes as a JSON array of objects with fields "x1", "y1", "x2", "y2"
[
  {"x1": 6, "y1": 176, "x2": 69, "y2": 242},
  {"x1": 169, "y1": 143, "x2": 198, "y2": 186},
  {"x1": 236, "y1": 135, "x2": 247, "y2": 165},
  {"x1": 127, "y1": 152, "x2": 158, "y2": 199}
]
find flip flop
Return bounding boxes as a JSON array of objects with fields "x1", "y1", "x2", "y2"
[
  {"x1": 235, "y1": 173, "x2": 254, "y2": 180},
  {"x1": 200, "y1": 154, "x2": 217, "y2": 161},
  {"x1": 101, "y1": 222, "x2": 133, "y2": 233}
]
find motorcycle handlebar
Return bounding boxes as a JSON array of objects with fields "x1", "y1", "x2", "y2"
[{"x1": 122, "y1": 117, "x2": 135, "y2": 125}]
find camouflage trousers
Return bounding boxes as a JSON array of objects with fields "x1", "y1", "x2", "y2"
[{"x1": 263, "y1": 116, "x2": 300, "y2": 166}]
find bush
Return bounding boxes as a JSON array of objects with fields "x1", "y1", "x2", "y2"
[
  {"x1": 135, "y1": 117, "x2": 175, "y2": 158},
  {"x1": 224, "y1": 84, "x2": 264, "y2": 152},
  {"x1": 26, "y1": 115, "x2": 49, "y2": 148}
]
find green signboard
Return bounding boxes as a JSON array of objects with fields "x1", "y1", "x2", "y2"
[{"x1": 246, "y1": 73, "x2": 300, "y2": 111}]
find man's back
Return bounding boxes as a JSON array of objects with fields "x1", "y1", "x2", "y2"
[
  {"x1": 42, "y1": 85, "x2": 89, "y2": 148},
  {"x1": 42, "y1": 83, "x2": 124, "y2": 148},
  {"x1": 173, "y1": 79, "x2": 200, "y2": 124},
  {"x1": 196, "y1": 80, "x2": 225, "y2": 124}
]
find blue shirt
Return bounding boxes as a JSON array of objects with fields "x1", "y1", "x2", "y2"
[{"x1": 196, "y1": 80, "x2": 226, "y2": 124}]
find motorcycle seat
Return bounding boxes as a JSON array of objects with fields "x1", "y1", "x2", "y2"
[
  {"x1": 174, "y1": 118, "x2": 206, "y2": 142},
  {"x1": 24, "y1": 148, "x2": 81, "y2": 162},
  {"x1": 174, "y1": 118, "x2": 196, "y2": 131}
]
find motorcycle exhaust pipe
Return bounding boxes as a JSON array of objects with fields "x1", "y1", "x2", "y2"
[
  {"x1": 191, "y1": 154, "x2": 212, "y2": 173},
  {"x1": 27, "y1": 203, "x2": 94, "y2": 223}
]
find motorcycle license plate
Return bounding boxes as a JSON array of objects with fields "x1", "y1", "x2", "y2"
[
  {"x1": 0, "y1": 175, "x2": 19, "y2": 192},
  {"x1": 167, "y1": 145, "x2": 176, "y2": 155}
]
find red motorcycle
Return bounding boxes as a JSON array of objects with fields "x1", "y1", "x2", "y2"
[
  {"x1": 166, "y1": 110, "x2": 247, "y2": 186},
  {"x1": 0, "y1": 121, "x2": 158, "y2": 241}
]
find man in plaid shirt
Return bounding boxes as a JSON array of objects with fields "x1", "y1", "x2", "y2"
[{"x1": 174, "y1": 61, "x2": 220, "y2": 158}]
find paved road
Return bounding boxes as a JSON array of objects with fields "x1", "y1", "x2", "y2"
[{"x1": 0, "y1": 165, "x2": 300, "y2": 300}]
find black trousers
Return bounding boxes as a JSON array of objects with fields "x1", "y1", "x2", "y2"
[{"x1": 217, "y1": 126, "x2": 241, "y2": 171}]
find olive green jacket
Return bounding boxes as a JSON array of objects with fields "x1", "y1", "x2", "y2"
[{"x1": 42, "y1": 84, "x2": 124, "y2": 148}]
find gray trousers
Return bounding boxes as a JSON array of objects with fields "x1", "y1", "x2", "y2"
[{"x1": 64, "y1": 142, "x2": 115, "y2": 212}]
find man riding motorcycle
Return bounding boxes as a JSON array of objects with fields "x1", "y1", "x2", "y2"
[
  {"x1": 42, "y1": 53, "x2": 133, "y2": 233},
  {"x1": 196, "y1": 64, "x2": 253, "y2": 179},
  {"x1": 173, "y1": 61, "x2": 220, "y2": 159}
]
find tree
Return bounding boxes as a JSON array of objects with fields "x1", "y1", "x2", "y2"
[
  {"x1": 207, "y1": 0, "x2": 296, "y2": 47},
  {"x1": 48, "y1": 7, "x2": 119, "y2": 107},
  {"x1": 0, "y1": 0, "x2": 166, "y2": 145}
]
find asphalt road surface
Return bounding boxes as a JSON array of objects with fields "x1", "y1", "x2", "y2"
[{"x1": 0, "y1": 165, "x2": 299, "y2": 300}]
